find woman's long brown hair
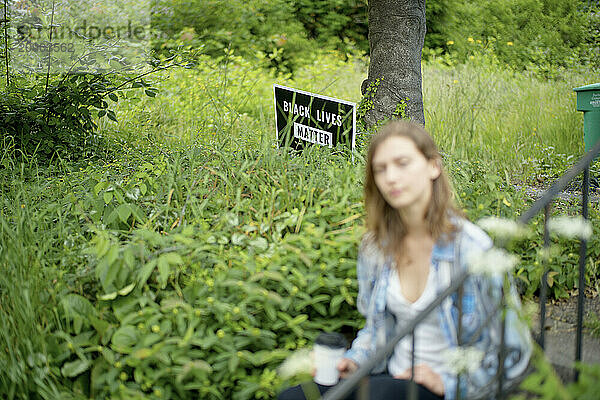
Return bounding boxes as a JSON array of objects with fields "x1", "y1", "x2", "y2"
[{"x1": 364, "y1": 120, "x2": 463, "y2": 261}]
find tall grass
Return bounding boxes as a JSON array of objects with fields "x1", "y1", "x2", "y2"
[
  {"x1": 0, "y1": 174, "x2": 64, "y2": 399},
  {"x1": 98, "y1": 53, "x2": 599, "y2": 179},
  {"x1": 423, "y1": 58, "x2": 598, "y2": 176}
]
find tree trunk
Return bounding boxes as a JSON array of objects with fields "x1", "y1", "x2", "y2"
[{"x1": 361, "y1": 0, "x2": 426, "y2": 127}]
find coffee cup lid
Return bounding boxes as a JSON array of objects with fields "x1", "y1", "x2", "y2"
[{"x1": 315, "y1": 332, "x2": 348, "y2": 348}]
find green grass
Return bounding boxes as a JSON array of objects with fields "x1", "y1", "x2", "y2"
[
  {"x1": 584, "y1": 312, "x2": 600, "y2": 338},
  {"x1": 98, "y1": 52, "x2": 600, "y2": 180},
  {"x1": 424, "y1": 59, "x2": 595, "y2": 176}
]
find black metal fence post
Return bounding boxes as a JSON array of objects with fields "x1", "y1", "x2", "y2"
[
  {"x1": 357, "y1": 376, "x2": 369, "y2": 400},
  {"x1": 409, "y1": 332, "x2": 416, "y2": 400},
  {"x1": 538, "y1": 203, "x2": 551, "y2": 349},
  {"x1": 575, "y1": 166, "x2": 590, "y2": 381}
]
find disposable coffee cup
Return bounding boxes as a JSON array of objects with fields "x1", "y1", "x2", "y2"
[{"x1": 313, "y1": 332, "x2": 348, "y2": 386}]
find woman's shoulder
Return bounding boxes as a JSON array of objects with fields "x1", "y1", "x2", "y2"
[
  {"x1": 358, "y1": 232, "x2": 387, "y2": 266},
  {"x1": 451, "y1": 217, "x2": 493, "y2": 250}
]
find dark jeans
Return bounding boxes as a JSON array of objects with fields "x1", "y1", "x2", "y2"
[{"x1": 277, "y1": 374, "x2": 444, "y2": 400}]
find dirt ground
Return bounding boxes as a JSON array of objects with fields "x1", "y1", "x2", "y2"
[{"x1": 525, "y1": 293, "x2": 600, "y2": 383}]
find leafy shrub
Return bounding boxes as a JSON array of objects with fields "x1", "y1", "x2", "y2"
[
  {"x1": 151, "y1": 0, "x2": 462, "y2": 70},
  {"x1": 440, "y1": 0, "x2": 591, "y2": 75},
  {"x1": 150, "y1": 0, "x2": 597, "y2": 75},
  {"x1": 0, "y1": 71, "x2": 165, "y2": 163},
  {"x1": 515, "y1": 347, "x2": 600, "y2": 400},
  {"x1": 151, "y1": 0, "x2": 317, "y2": 73},
  {"x1": 49, "y1": 220, "x2": 360, "y2": 399},
  {"x1": 581, "y1": 3, "x2": 600, "y2": 67},
  {"x1": 34, "y1": 145, "x2": 365, "y2": 399},
  {"x1": 291, "y1": 0, "x2": 368, "y2": 54},
  {"x1": 447, "y1": 154, "x2": 600, "y2": 300},
  {"x1": 424, "y1": 0, "x2": 460, "y2": 51}
]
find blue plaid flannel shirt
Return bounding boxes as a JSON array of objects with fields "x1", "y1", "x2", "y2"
[{"x1": 344, "y1": 219, "x2": 532, "y2": 400}]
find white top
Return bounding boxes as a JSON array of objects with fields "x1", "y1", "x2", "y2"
[{"x1": 386, "y1": 266, "x2": 450, "y2": 377}]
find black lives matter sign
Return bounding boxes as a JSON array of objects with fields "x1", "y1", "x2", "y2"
[{"x1": 273, "y1": 84, "x2": 356, "y2": 153}]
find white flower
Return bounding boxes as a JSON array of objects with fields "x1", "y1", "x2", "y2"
[
  {"x1": 442, "y1": 347, "x2": 485, "y2": 374},
  {"x1": 477, "y1": 217, "x2": 528, "y2": 240},
  {"x1": 278, "y1": 349, "x2": 314, "y2": 380},
  {"x1": 467, "y1": 247, "x2": 519, "y2": 276},
  {"x1": 548, "y1": 216, "x2": 593, "y2": 240}
]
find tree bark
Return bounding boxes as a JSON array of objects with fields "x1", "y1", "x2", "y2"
[{"x1": 362, "y1": 0, "x2": 426, "y2": 127}]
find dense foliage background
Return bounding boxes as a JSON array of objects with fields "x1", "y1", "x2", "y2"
[
  {"x1": 1, "y1": 0, "x2": 600, "y2": 399},
  {"x1": 151, "y1": 0, "x2": 598, "y2": 74}
]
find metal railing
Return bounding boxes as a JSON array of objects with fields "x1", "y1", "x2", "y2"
[
  {"x1": 322, "y1": 139, "x2": 600, "y2": 400},
  {"x1": 519, "y1": 139, "x2": 599, "y2": 381}
]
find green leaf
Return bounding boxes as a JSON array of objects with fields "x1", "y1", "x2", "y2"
[
  {"x1": 98, "y1": 246, "x2": 119, "y2": 290},
  {"x1": 250, "y1": 271, "x2": 284, "y2": 283},
  {"x1": 101, "y1": 347, "x2": 116, "y2": 364},
  {"x1": 73, "y1": 316, "x2": 83, "y2": 334},
  {"x1": 231, "y1": 233, "x2": 246, "y2": 246},
  {"x1": 265, "y1": 303, "x2": 277, "y2": 321},
  {"x1": 232, "y1": 382, "x2": 261, "y2": 400},
  {"x1": 118, "y1": 283, "x2": 136, "y2": 296},
  {"x1": 108, "y1": 93, "x2": 118, "y2": 102},
  {"x1": 98, "y1": 292, "x2": 117, "y2": 301},
  {"x1": 107, "y1": 110, "x2": 118, "y2": 122},
  {"x1": 138, "y1": 259, "x2": 157, "y2": 286},
  {"x1": 61, "y1": 358, "x2": 91, "y2": 377},
  {"x1": 106, "y1": 245, "x2": 119, "y2": 265},
  {"x1": 290, "y1": 325, "x2": 303, "y2": 336},
  {"x1": 131, "y1": 347, "x2": 153, "y2": 360},
  {"x1": 94, "y1": 181, "x2": 108, "y2": 196},
  {"x1": 238, "y1": 350, "x2": 259, "y2": 366},
  {"x1": 111, "y1": 325, "x2": 138, "y2": 354},
  {"x1": 179, "y1": 360, "x2": 212, "y2": 379},
  {"x1": 341, "y1": 286, "x2": 354, "y2": 305},
  {"x1": 140, "y1": 333, "x2": 162, "y2": 348},
  {"x1": 89, "y1": 316, "x2": 109, "y2": 337},
  {"x1": 133, "y1": 204, "x2": 146, "y2": 221},
  {"x1": 114, "y1": 190, "x2": 124, "y2": 204},
  {"x1": 94, "y1": 235, "x2": 110, "y2": 257},
  {"x1": 103, "y1": 192, "x2": 113, "y2": 204},
  {"x1": 228, "y1": 353, "x2": 239, "y2": 373},
  {"x1": 117, "y1": 204, "x2": 131, "y2": 224},
  {"x1": 157, "y1": 256, "x2": 170, "y2": 289},
  {"x1": 313, "y1": 303, "x2": 327, "y2": 316},
  {"x1": 249, "y1": 237, "x2": 268, "y2": 251},
  {"x1": 330, "y1": 294, "x2": 345, "y2": 315},
  {"x1": 289, "y1": 314, "x2": 308, "y2": 326},
  {"x1": 112, "y1": 296, "x2": 140, "y2": 322},
  {"x1": 123, "y1": 249, "x2": 135, "y2": 268},
  {"x1": 104, "y1": 209, "x2": 118, "y2": 225},
  {"x1": 162, "y1": 252, "x2": 183, "y2": 265},
  {"x1": 61, "y1": 294, "x2": 98, "y2": 321}
]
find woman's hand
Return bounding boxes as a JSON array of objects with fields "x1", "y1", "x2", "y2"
[
  {"x1": 394, "y1": 364, "x2": 445, "y2": 396},
  {"x1": 337, "y1": 358, "x2": 359, "y2": 379}
]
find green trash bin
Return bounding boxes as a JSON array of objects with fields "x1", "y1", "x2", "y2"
[{"x1": 574, "y1": 83, "x2": 600, "y2": 153}]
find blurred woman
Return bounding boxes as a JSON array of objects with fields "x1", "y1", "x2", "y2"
[{"x1": 278, "y1": 120, "x2": 531, "y2": 400}]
